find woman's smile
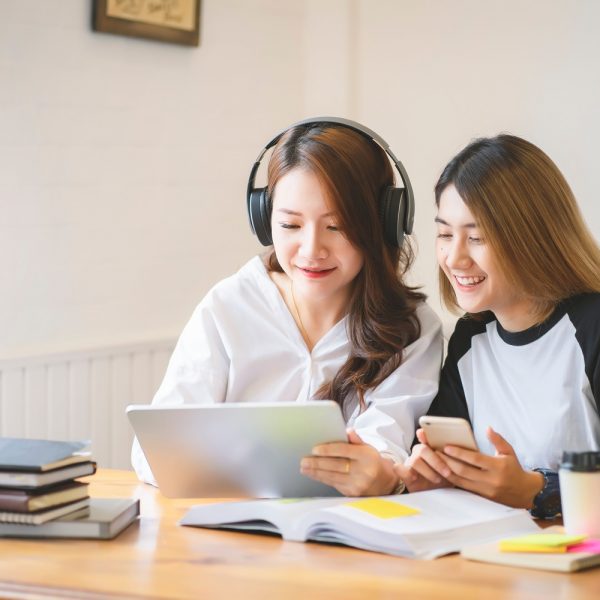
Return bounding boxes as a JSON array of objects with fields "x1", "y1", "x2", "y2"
[
  {"x1": 452, "y1": 274, "x2": 487, "y2": 289},
  {"x1": 297, "y1": 266, "x2": 337, "y2": 279}
]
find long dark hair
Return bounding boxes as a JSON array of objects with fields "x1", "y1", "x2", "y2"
[
  {"x1": 435, "y1": 134, "x2": 600, "y2": 316},
  {"x1": 266, "y1": 123, "x2": 425, "y2": 415}
]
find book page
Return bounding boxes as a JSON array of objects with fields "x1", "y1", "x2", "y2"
[
  {"x1": 181, "y1": 489, "x2": 539, "y2": 559},
  {"x1": 300, "y1": 489, "x2": 539, "y2": 558},
  {"x1": 181, "y1": 497, "x2": 343, "y2": 541}
]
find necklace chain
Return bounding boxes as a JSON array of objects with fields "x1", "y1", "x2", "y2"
[{"x1": 290, "y1": 280, "x2": 312, "y2": 348}]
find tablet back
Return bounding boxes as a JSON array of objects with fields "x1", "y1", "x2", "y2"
[{"x1": 127, "y1": 402, "x2": 347, "y2": 498}]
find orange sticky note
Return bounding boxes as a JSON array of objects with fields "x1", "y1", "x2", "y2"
[{"x1": 345, "y1": 498, "x2": 420, "y2": 519}]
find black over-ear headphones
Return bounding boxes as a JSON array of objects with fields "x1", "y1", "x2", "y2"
[{"x1": 246, "y1": 116, "x2": 414, "y2": 248}]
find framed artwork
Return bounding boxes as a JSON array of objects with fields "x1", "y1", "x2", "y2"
[{"x1": 93, "y1": 0, "x2": 201, "y2": 47}]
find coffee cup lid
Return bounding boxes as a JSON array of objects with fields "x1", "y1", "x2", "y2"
[{"x1": 561, "y1": 451, "x2": 600, "y2": 472}]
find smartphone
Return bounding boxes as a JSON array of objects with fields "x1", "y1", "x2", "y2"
[{"x1": 418, "y1": 416, "x2": 479, "y2": 451}]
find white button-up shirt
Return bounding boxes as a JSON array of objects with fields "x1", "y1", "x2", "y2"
[{"x1": 132, "y1": 257, "x2": 443, "y2": 483}]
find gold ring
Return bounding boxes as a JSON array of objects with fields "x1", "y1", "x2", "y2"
[{"x1": 344, "y1": 459, "x2": 351, "y2": 474}]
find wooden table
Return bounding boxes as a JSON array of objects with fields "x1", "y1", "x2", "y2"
[{"x1": 0, "y1": 469, "x2": 598, "y2": 599}]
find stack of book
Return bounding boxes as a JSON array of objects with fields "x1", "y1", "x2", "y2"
[
  {"x1": 0, "y1": 437, "x2": 140, "y2": 539},
  {"x1": 0, "y1": 438, "x2": 96, "y2": 526}
]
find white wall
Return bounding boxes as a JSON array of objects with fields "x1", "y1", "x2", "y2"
[
  {"x1": 1, "y1": 0, "x2": 599, "y2": 357},
  {"x1": 306, "y1": 0, "x2": 600, "y2": 329},
  {"x1": 0, "y1": 0, "x2": 306, "y2": 358}
]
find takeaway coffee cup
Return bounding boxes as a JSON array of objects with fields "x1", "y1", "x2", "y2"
[{"x1": 559, "y1": 451, "x2": 600, "y2": 536}]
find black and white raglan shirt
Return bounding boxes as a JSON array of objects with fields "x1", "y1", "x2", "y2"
[{"x1": 428, "y1": 293, "x2": 600, "y2": 515}]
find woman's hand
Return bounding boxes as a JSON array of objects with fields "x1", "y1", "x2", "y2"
[
  {"x1": 438, "y1": 426, "x2": 544, "y2": 508},
  {"x1": 300, "y1": 429, "x2": 399, "y2": 496},
  {"x1": 394, "y1": 429, "x2": 453, "y2": 492}
]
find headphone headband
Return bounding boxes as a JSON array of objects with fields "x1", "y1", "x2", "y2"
[{"x1": 247, "y1": 117, "x2": 415, "y2": 246}]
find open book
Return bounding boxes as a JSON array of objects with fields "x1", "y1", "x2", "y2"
[{"x1": 180, "y1": 488, "x2": 539, "y2": 559}]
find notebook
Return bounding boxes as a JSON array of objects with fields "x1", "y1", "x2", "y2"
[
  {"x1": 0, "y1": 498, "x2": 90, "y2": 524},
  {"x1": 0, "y1": 461, "x2": 97, "y2": 488},
  {"x1": 0, "y1": 438, "x2": 91, "y2": 471},
  {"x1": 0, "y1": 481, "x2": 89, "y2": 512},
  {"x1": 461, "y1": 526, "x2": 600, "y2": 572},
  {"x1": 0, "y1": 498, "x2": 140, "y2": 539}
]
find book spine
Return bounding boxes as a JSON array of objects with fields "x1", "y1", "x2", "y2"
[
  {"x1": 0, "y1": 474, "x2": 36, "y2": 487},
  {"x1": 0, "y1": 496, "x2": 30, "y2": 512}
]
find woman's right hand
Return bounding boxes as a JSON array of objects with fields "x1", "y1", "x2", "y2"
[{"x1": 394, "y1": 429, "x2": 454, "y2": 492}]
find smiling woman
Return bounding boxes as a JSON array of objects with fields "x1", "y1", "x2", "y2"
[
  {"x1": 269, "y1": 168, "x2": 364, "y2": 324},
  {"x1": 397, "y1": 134, "x2": 600, "y2": 519},
  {"x1": 265, "y1": 167, "x2": 364, "y2": 355},
  {"x1": 131, "y1": 118, "x2": 443, "y2": 498},
  {"x1": 435, "y1": 184, "x2": 536, "y2": 332}
]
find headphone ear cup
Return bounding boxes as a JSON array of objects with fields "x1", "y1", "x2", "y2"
[
  {"x1": 380, "y1": 186, "x2": 406, "y2": 247},
  {"x1": 248, "y1": 187, "x2": 273, "y2": 246}
]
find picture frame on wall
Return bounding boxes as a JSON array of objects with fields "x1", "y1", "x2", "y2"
[{"x1": 93, "y1": 0, "x2": 201, "y2": 47}]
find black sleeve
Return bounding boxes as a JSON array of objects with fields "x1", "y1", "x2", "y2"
[
  {"x1": 427, "y1": 348, "x2": 470, "y2": 421},
  {"x1": 426, "y1": 317, "x2": 480, "y2": 424},
  {"x1": 570, "y1": 294, "x2": 600, "y2": 415},
  {"x1": 410, "y1": 330, "x2": 470, "y2": 449}
]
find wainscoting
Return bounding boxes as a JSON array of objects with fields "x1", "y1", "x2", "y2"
[{"x1": 0, "y1": 340, "x2": 175, "y2": 469}]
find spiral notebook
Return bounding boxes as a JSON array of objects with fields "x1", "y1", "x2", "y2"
[{"x1": 0, "y1": 498, "x2": 90, "y2": 525}]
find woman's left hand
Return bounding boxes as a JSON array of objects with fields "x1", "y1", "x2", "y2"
[
  {"x1": 439, "y1": 426, "x2": 544, "y2": 508},
  {"x1": 300, "y1": 429, "x2": 399, "y2": 497}
]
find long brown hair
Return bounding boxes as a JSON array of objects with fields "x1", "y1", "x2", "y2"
[
  {"x1": 435, "y1": 134, "x2": 600, "y2": 316},
  {"x1": 266, "y1": 123, "x2": 425, "y2": 414}
]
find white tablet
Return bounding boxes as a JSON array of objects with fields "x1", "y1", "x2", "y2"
[{"x1": 126, "y1": 401, "x2": 348, "y2": 498}]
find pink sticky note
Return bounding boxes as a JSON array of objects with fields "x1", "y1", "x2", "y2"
[{"x1": 568, "y1": 539, "x2": 600, "y2": 553}]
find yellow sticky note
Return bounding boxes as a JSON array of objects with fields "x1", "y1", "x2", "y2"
[
  {"x1": 345, "y1": 498, "x2": 420, "y2": 519},
  {"x1": 500, "y1": 533, "x2": 586, "y2": 547},
  {"x1": 499, "y1": 543, "x2": 568, "y2": 553},
  {"x1": 499, "y1": 533, "x2": 586, "y2": 553}
]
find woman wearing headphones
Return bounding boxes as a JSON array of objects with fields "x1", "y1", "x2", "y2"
[
  {"x1": 132, "y1": 118, "x2": 443, "y2": 496},
  {"x1": 397, "y1": 134, "x2": 600, "y2": 517}
]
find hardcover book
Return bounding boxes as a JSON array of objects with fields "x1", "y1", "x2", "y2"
[
  {"x1": 0, "y1": 438, "x2": 90, "y2": 472},
  {"x1": 0, "y1": 498, "x2": 140, "y2": 539},
  {"x1": 180, "y1": 488, "x2": 539, "y2": 559},
  {"x1": 0, "y1": 481, "x2": 89, "y2": 513},
  {"x1": 0, "y1": 461, "x2": 97, "y2": 488},
  {"x1": 0, "y1": 498, "x2": 90, "y2": 524}
]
